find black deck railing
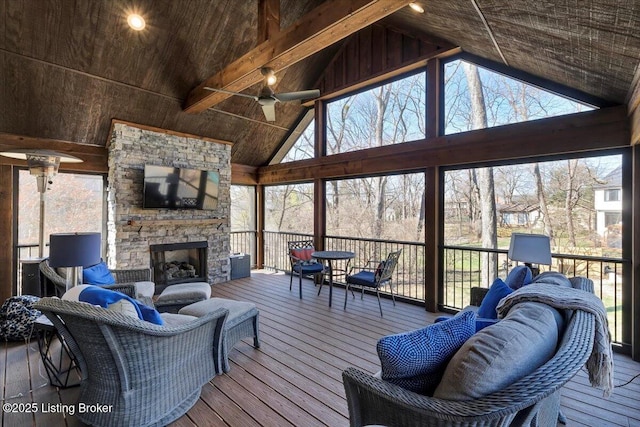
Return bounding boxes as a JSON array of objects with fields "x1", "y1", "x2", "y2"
[
  {"x1": 230, "y1": 230, "x2": 257, "y2": 268},
  {"x1": 263, "y1": 231, "x2": 425, "y2": 301},
  {"x1": 264, "y1": 231, "x2": 424, "y2": 301},
  {"x1": 324, "y1": 235, "x2": 425, "y2": 300},
  {"x1": 263, "y1": 231, "x2": 315, "y2": 273},
  {"x1": 261, "y1": 232, "x2": 627, "y2": 346},
  {"x1": 442, "y1": 244, "x2": 628, "y2": 345},
  {"x1": 15, "y1": 237, "x2": 627, "y2": 345}
]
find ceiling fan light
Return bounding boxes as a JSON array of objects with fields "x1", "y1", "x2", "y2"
[
  {"x1": 261, "y1": 67, "x2": 277, "y2": 86},
  {"x1": 409, "y1": 3, "x2": 425, "y2": 13}
]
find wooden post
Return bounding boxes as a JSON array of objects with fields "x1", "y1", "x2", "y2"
[
  {"x1": 314, "y1": 179, "x2": 326, "y2": 252},
  {"x1": 632, "y1": 145, "x2": 640, "y2": 361},
  {"x1": 314, "y1": 100, "x2": 326, "y2": 251},
  {"x1": 424, "y1": 166, "x2": 438, "y2": 312},
  {"x1": 256, "y1": 185, "x2": 265, "y2": 269},
  {"x1": 423, "y1": 57, "x2": 441, "y2": 312},
  {"x1": 0, "y1": 165, "x2": 13, "y2": 302},
  {"x1": 426, "y1": 58, "x2": 441, "y2": 139}
]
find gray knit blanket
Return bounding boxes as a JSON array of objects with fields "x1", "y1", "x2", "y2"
[{"x1": 496, "y1": 282, "x2": 614, "y2": 397}]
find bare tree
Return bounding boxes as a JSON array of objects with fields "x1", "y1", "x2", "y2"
[
  {"x1": 494, "y1": 167, "x2": 528, "y2": 205},
  {"x1": 532, "y1": 163, "x2": 554, "y2": 244},
  {"x1": 264, "y1": 184, "x2": 313, "y2": 233},
  {"x1": 565, "y1": 159, "x2": 579, "y2": 247},
  {"x1": 416, "y1": 189, "x2": 425, "y2": 241},
  {"x1": 462, "y1": 62, "x2": 498, "y2": 284},
  {"x1": 326, "y1": 97, "x2": 355, "y2": 229}
]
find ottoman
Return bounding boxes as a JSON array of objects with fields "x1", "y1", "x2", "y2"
[
  {"x1": 179, "y1": 298, "x2": 260, "y2": 373},
  {"x1": 154, "y1": 282, "x2": 212, "y2": 313}
]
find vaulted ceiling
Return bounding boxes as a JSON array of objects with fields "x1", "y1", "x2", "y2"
[{"x1": 1, "y1": 0, "x2": 639, "y2": 167}]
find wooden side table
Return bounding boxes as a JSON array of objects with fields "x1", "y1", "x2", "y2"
[{"x1": 33, "y1": 315, "x2": 81, "y2": 388}]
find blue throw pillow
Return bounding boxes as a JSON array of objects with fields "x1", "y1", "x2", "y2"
[
  {"x1": 505, "y1": 265, "x2": 532, "y2": 290},
  {"x1": 377, "y1": 310, "x2": 476, "y2": 394},
  {"x1": 64, "y1": 285, "x2": 164, "y2": 325},
  {"x1": 83, "y1": 261, "x2": 116, "y2": 285},
  {"x1": 477, "y1": 278, "x2": 513, "y2": 319}
]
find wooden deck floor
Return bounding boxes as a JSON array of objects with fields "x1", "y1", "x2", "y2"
[{"x1": 2, "y1": 270, "x2": 639, "y2": 427}]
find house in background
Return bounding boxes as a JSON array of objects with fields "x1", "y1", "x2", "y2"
[
  {"x1": 594, "y1": 166, "x2": 622, "y2": 247},
  {"x1": 498, "y1": 199, "x2": 540, "y2": 227}
]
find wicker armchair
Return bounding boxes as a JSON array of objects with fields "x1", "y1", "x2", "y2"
[
  {"x1": 34, "y1": 297, "x2": 227, "y2": 427},
  {"x1": 39, "y1": 258, "x2": 153, "y2": 299},
  {"x1": 343, "y1": 276, "x2": 597, "y2": 427}
]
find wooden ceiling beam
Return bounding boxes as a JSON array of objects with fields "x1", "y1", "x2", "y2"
[
  {"x1": 256, "y1": 106, "x2": 629, "y2": 184},
  {"x1": 183, "y1": 0, "x2": 413, "y2": 113},
  {"x1": 258, "y1": 0, "x2": 281, "y2": 44},
  {"x1": 231, "y1": 163, "x2": 259, "y2": 185}
]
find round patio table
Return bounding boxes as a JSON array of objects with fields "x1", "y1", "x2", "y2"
[{"x1": 311, "y1": 250, "x2": 355, "y2": 307}]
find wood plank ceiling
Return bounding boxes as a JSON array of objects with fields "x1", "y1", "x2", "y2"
[{"x1": 0, "y1": 0, "x2": 639, "y2": 167}]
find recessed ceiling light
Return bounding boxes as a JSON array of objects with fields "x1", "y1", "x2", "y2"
[
  {"x1": 409, "y1": 3, "x2": 425, "y2": 13},
  {"x1": 127, "y1": 14, "x2": 146, "y2": 31}
]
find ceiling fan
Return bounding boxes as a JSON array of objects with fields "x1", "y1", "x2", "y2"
[{"x1": 204, "y1": 67, "x2": 320, "y2": 122}]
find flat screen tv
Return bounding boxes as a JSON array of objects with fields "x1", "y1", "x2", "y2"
[{"x1": 143, "y1": 164, "x2": 219, "y2": 210}]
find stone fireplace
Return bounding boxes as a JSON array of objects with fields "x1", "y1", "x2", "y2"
[
  {"x1": 150, "y1": 241, "x2": 208, "y2": 292},
  {"x1": 106, "y1": 122, "x2": 232, "y2": 285}
]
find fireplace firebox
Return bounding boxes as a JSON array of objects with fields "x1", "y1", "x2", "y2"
[{"x1": 149, "y1": 241, "x2": 208, "y2": 292}]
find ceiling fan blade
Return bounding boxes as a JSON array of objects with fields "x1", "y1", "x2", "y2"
[
  {"x1": 204, "y1": 87, "x2": 258, "y2": 101},
  {"x1": 273, "y1": 89, "x2": 320, "y2": 102},
  {"x1": 261, "y1": 104, "x2": 276, "y2": 122}
]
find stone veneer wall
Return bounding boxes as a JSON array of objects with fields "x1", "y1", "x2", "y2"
[{"x1": 107, "y1": 123, "x2": 231, "y2": 284}]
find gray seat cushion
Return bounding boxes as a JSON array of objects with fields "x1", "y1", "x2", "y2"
[
  {"x1": 155, "y1": 282, "x2": 212, "y2": 305},
  {"x1": 179, "y1": 297, "x2": 257, "y2": 329},
  {"x1": 159, "y1": 312, "x2": 198, "y2": 327},
  {"x1": 433, "y1": 302, "x2": 560, "y2": 400}
]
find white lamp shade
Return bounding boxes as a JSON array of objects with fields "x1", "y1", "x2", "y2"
[
  {"x1": 508, "y1": 233, "x2": 552, "y2": 265},
  {"x1": 49, "y1": 232, "x2": 102, "y2": 268}
]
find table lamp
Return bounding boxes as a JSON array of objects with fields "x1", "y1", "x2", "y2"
[
  {"x1": 49, "y1": 232, "x2": 101, "y2": 291},
  {"x1": 507, "y1": 233, "x2": 552, "y2": 277}
]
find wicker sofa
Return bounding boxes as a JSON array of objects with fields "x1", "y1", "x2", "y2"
[
  {"x1": 39, "y1": 258, "x2": 153, "y2": 300},
  {"x1": 342, "y1": 276, "x2": 598, "y2": 427},
  {"x1": 35, "y1": 297, "x2": 227, "y2": 427},
  {"x1": 39, "y1": 259, "x2": 212, "y2": 312}
]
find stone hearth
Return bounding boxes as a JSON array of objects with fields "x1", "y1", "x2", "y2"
[{"x1": 106, "y1": 122, "x2": 231, "y2": 284}]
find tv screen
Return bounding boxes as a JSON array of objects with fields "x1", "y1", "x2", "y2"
[{"x1": 143, "y1": 165, "x2": 219, "y2": 210}]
